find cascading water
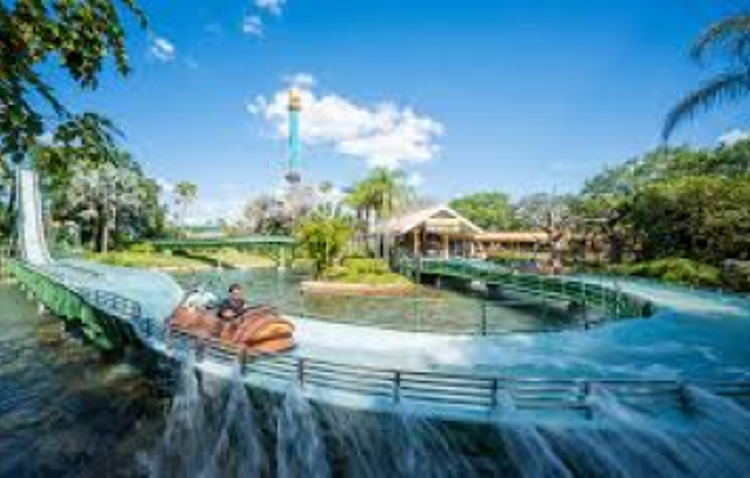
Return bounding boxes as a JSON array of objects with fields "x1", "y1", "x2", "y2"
[
  {"x1": 146, "y1": 357, "x2": 750, "y2": 477},
  {"x1": 145, "y1": 358, "x2": 263, "y2": 478},
  {"x1": 275, "y1": 384, "x2": 330, "y2": 478},
  {"x1": 494, "y1": 385, "x2": 750, "y2": 478},
  {"x1": 201, "y1": 367, "x2": 265, "y2": 477},
  {"x1": 145, "y1": 354, "x2": 211, "y2": 478}
]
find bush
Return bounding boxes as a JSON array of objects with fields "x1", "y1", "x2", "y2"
[
  {"x1": 611, "y1": 258, "x2": 722, "y2": 288},
  {"x1": 723, "y1": 260, "x2": 750, "y2": 293},
  {"x1": 128, "y1": 242, "x2": 155, "y2": 254},
  {"x1": 343, "y1": 258, "x2": 390, "y2": 275}
]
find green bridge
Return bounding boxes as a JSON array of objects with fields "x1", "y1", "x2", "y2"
[{"x1": 398, "y1": 258, "x2": 654, "y2": 321}]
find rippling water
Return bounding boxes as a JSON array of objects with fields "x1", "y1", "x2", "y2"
[{"x1": 0, "y1": 281, "x2": 167, "y2": 477}]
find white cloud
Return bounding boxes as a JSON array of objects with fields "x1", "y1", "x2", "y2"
[
  {"x1": 248, "y1": 74, "x2": 445, "y2": 169},
  {"x1": 149, "y1": 36, "x2": 176, "y2": 62},
  {"x1": 242, "y1": 15, "x2": 264, "y2": 37},
  {"x1": 255, "y1": 0, "x2": 286, "y2": 16},
  {"x1": 718, "y1": 128, "x2": 750, "y2": 146}
]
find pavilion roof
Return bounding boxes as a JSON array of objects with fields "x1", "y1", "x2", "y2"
[{"x1": 377, "y1": 205, "x2": 484, "y2": 236}]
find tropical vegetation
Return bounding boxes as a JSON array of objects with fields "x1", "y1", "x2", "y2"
[{"x1": 664, "y1": 8, "x2": 750, "y2": 139}]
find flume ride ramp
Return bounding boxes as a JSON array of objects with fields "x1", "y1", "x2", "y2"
[
  {"x1": 10, "y1": 168, "x2": 184, "y2": 351},
  {"x1": 16, "y1": 167, "x2": 52, "y2": 266}
]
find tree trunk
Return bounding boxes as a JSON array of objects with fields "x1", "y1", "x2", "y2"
[{"x1": 96, "y1": 203, "x2": 110, "y2": 253}]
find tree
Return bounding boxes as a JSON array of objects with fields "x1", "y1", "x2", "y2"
[
  {"x1": 629, "y1": 176, "x2": 750, "y2": 263},
  {"x1": 515, "y1": 193, "x2": 575, "y2": 273},
  {"x1": 243, "y1": 194, "x2": 292, "y2": 235},
  {"x1": 65, "y1": 162, "x2": 144, "y2": 253},
  {"x1": 664, "y1": 9, "x2": 750, "y2": 139},
  {"x1": 348, "y1": 168, "x2": 415, "y2": 223},
  {"x1": 0, "y1": 0, "x2": 146, "y2": 161},
  {"x1": 449, "y1": 191, "x2": 517, "y2": 231},
  {"x1": 3, "y1": 113, "x2": 122, "y2": 233},
  {"x1": 295, "y1": 212, "x2": 354, "y2": 278},
  {"x1": 174, "y1": 181, "x2": 198, "y2": 230}
]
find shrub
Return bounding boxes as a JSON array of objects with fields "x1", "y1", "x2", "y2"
[
  {"x1": 343, "y1": 258, "x2": 390, "y2": 275},
  {"x1": 128, "y1": 242, "x2": 155, "y2": 254},
  {"x1": 723, "y1": 260, "x2": 750, "y2": 293},
  {"x1": 611, "y1": 258, "x2": 722, "y2": 288}
]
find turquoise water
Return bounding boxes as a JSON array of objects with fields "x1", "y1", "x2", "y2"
[
  {"x1": 3, "y1": 267, "x2": 750, "y2": 476},
  {"x1": 175, "y1": 268, "x2": 602, "y2": 334}
]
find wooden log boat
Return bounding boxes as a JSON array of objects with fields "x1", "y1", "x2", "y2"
[{"x1": 169, "y1": 304, "x2": 296, "y2": 355}]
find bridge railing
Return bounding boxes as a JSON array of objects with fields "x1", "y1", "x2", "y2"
[
  {"x1": 4, "y1": 258, "x2": 164, "y2": 346},
  {"x1": 168, "y1": 328, "x2": 750, "y2": 420},
  {"x1": 398, "y1": 257, "x2": 654, "y2": 320}
]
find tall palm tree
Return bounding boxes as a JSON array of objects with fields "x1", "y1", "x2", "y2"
[
  {"x1": 174, "y1": 181, "x2": 198, "y2": 233},
  {"x1": 348, "y1": 167, "x2": 415, "y2": 223},
  {"x1": 664, "y1": 10, "x2": 750, "y2": 140}
]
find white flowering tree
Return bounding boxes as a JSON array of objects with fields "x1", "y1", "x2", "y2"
[{"x1": 65, "y1": 163, "x2": 143, "y2": 253}]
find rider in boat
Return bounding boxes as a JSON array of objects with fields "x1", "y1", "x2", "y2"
[{"x1": 218, "y1": 283, "x2": 250, "y2": 322}]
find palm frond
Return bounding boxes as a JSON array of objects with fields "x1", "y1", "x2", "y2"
[
  {"x1": 662, "y1": 68, "x2": 750, "y2": 141},
  {"x1": 691, "y1": 12, "x2": 750, "y2": 64}
]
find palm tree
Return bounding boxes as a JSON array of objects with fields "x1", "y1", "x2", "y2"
[
  {"x1": 664, "y1": 10, "x2": 750, "y2": 140},
  {"x1": 347, "y1": 167, "x2": 415, "y2": 225},
  {"x1": 174, "y1": 181, "x2": 198, "y2": 233}
]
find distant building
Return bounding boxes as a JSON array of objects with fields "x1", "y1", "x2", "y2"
[{"x1": 374, "y1": 205, "x2": 549, "y2": 259}]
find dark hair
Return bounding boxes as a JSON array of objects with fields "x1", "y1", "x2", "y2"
[{"x1": 228, "y1": 283, "x2": 243, "y2": 293}]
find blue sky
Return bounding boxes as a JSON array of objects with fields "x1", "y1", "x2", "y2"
[{"x1": 54, "y1": 0, "x2": 749, "y2": 221}]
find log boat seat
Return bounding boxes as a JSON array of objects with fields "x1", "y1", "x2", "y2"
[{"x1": 170, "y1": 304, "x2": 296, "y2": 355}]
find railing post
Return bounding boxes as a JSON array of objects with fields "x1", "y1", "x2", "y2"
[
  {"x1": 480, "y1": 300, "x2": 488, "y2": 336},
  {"x1": 297, "y1": 357, "x2": 307, "y2": 387},
  {"x1": 393, "y1": 370, "x2": 402, "y2": 404},
  {"x1": 413, "y1": 297, "x2": 420, "y2": 333}
]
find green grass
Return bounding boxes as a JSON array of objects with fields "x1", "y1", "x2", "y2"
[
  {"x1": 198, "y1": 249, "x2": 277, "y2": 268},
  {"x1": 84, "y1": 251, "x2": 208, "y2": 269},
  {"x1": 323, "y1": 258, "x2": 413, "y2": 286}
]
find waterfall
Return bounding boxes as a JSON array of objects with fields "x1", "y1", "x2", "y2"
[
  {"x1": 145, "y1": 354, "x2": 212, "y2": 478},
  {"x1": 201, "y1": 366, "x2": 265, "y2": 477},
  {"x1": 146, "y1": 360, "x2": 750, "y2": 478},
  {"x1": 495, "y1": 385, "x2": 750, "y2": 478},
  {"x1": 275, "y1": 384, "x2": 330, "y2": 478}
]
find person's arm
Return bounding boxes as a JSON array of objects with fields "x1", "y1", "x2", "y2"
[{"x1": 217, "y1": 300, "x2": 238, "y2": 320}]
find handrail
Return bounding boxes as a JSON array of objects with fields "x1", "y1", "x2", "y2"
[
  {"x1": 167, "y1": 328, "x2": 750, "y2": 420},
  {"x1": 5, "y1": 258, "x2": 163, "y2": 344},
  {"x1": 398, "y1": 257, "x2": 654, "y2": 320}
]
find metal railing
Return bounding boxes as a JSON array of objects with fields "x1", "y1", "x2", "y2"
[
  {"x1": 398, "y1": 257, "x2": 654, "y2": 320},
  {"x1": 168, "y1": 328, "x2": 750, "y2": 420}
]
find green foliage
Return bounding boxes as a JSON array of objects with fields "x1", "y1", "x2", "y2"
[
  {"x1": 629, "y1": 176, "x2": 750, "y2": 264},
  {"x1": 611, "y1": 258, "x2": 722, "y2": 289},
  {"x1": 723, "y1": 260, "x2": 750, "y2": 293},
  {"x1": 85, "y1": 251, "x2": 204, "y2": 269},
  {"x1": 342, "y1": 258, "x2": 390, "y2": 275},
  {"x1": 295, "y1": 213, "x2": 354, "y2": 277},
  {"x1": 347, "y1": 167, "x2": 415, "y2": 220},
  {"x1": 128, "y1": 242, "x2": 155, "y2": 254},
  {"x1": 449, "y1": 191, "x2": 517, "y2": 231},
  {"x1": 324, "y1": 258, "x2": 411, "y2": 285},
  {"x1": 664, "y1": 10, "x2": 750, "y2": 139},
  {"x1": 0, "y1": 0, "x2": 146, "y2": 160}
]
